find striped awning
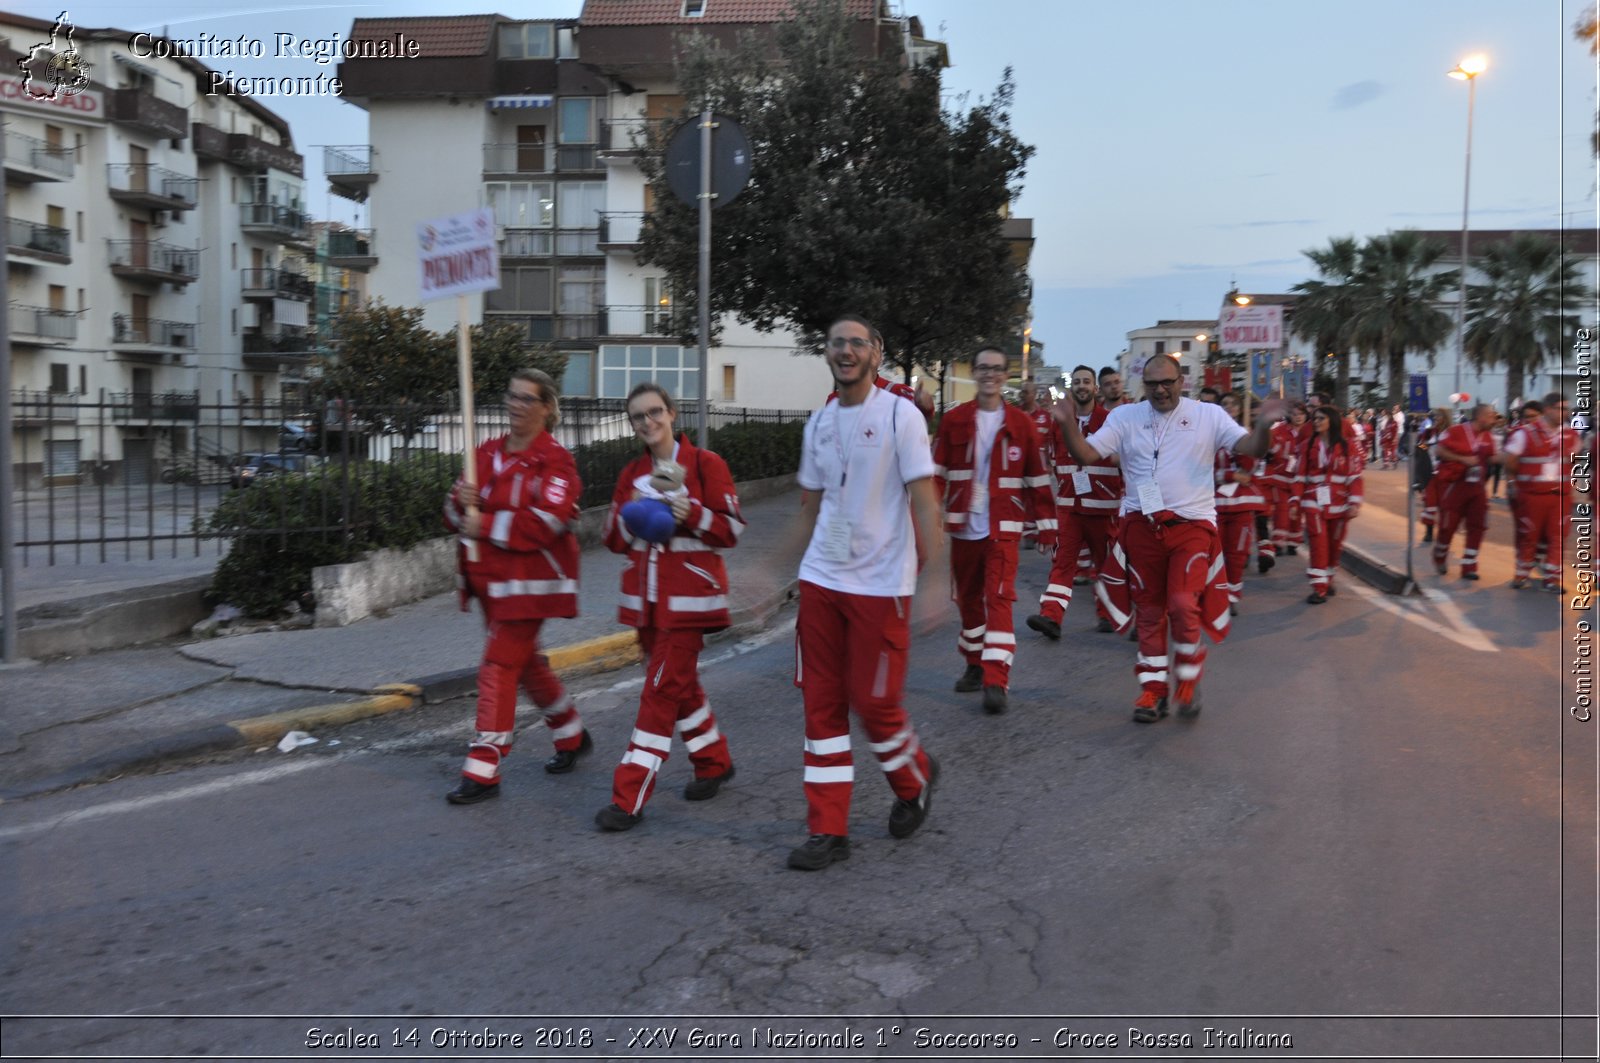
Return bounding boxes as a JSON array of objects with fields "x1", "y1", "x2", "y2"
[{"x1": 487, "y1": 95, "x2": 553, "y2": 109}]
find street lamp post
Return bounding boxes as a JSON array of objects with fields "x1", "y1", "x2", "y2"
[{"x1": 1448, "y1": 54, "x2": 1486, "y2": 400}]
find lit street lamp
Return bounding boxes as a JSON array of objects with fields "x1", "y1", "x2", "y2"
[{"x1": 1447, "y1": 53, "x2": 1487, "y2": 399}]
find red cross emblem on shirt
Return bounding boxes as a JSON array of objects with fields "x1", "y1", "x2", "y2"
[{"x1": 864, "y1": 428, "x2": 875, "y2": 439}]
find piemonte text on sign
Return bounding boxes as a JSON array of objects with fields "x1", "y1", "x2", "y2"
[{"x1": 417, "y1": 208, "x2": 499, "y2": 302}]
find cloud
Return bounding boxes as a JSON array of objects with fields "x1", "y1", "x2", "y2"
[{"x1": 1332, "y1": 81, "x2": 1384, "y2": 110}]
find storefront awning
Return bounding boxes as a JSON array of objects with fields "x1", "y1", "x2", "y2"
[{"x1": 487, "y1": 95, "x2": 552, "y2": 110}]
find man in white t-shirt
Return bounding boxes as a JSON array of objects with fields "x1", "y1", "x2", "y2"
[
  {"x1": 1054, "y1": 354, "x2": 1284, "y2": 722},
  {"x1": 787, "y1": 314, "x2": 944, "y2": 871}
]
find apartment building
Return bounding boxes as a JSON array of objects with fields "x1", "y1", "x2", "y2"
[
  {"x1": 3, "y1": 10, "x2": 311, "y2": 484},
  {"x1": 333, "y1": 0, "x2": 985, "y2": 409}
]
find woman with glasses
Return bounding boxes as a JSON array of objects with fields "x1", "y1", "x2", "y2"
[
  {"x1": 593, "y1": 383, "x2": 745, "y2": 831},
  {"x1": 443, "y1": 368, "x2": 591, "y2": 804},
  {"x1": 1297, "y1": 403, "x2": 1363, "y2": 604}
]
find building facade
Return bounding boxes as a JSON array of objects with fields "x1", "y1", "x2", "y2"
[{"x1": 3, "y1": 10, "x2": 311, "y2": 485}]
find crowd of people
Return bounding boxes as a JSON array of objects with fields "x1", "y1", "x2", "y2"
[{"x1": 437, "y1": 321, "x2": 1587, "y2": 871}]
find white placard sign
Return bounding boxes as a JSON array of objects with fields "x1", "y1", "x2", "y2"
[
  {"x1": 417, "y1": 208, "x2": 499, "y2": 301},
  {"x1": 1218, "y1": 304, "x2": 1284, "y2": 353}
]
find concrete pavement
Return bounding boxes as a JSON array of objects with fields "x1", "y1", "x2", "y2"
[{"x1": 1, "y1": 464, "x2": 1523, "y2": 802}]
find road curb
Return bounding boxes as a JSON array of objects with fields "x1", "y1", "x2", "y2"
[{"x1": 1340, "y1": 543, "x2": 1415, "y2": 595}]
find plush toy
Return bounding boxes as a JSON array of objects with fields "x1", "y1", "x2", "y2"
[{"x1": 620, "y1": 459, "x2": 687, "y2": 544}]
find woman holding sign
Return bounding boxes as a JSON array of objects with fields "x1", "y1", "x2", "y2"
[
  {"x1": 443, "y1": 368, "x2": 591, "y2": 804},
  {"x1": 593, "y1": 383, "x2": 744, "y2": 831}
]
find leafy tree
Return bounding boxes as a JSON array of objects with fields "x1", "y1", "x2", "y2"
[
  {"x1": 314, "y1": 301, "x2": 565, "y2": 440},
  {"x1": 1576, "y1": 6, "x2": 1599, "y2": 154},
  {"x1": 1463, "y1": 233, "x2": 1588, "y2": 406},
  {"x1": 1290, "y1": 236, "x2": 1363, "y2": 408},
  {"x1": 637, "y1": 0, "x2": 1034, "y2": 386},
  {"x1": 1347, "y1": 231, "x2": 1458, "y2": 409}
]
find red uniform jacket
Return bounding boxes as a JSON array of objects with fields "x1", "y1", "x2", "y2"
[
  {"x1": 1022, "y1": 405, "x2": 1055, "y2": 470},
  {"x1": 1051, "y1": 404, "x2": 1122, "y2": 515},
  {"x1": 932, "y1": 401, "x2": 1056, "y2": 543},
  {"x1": 1214, "y1": 448, "x2": 1268, "y2": 514},
  {"x1": 1263, "y1": 420, "x2": 1309, "y2": 489},
  {"x1": 1433, "y1": 423, "x2": 1495, "y2": 486},
  {"x1": 602, "y1": 435, "x2": 745, "y2": 631},
  {"x1": 446, "y1": 431, "x2": 581, "y2": 621},
  {"x1": 1295, "y1": 437, "x2": 1364, "y2": 517},
  {"x1": 1507, "y1": 421, "x2": 1582, "y2": 498}
]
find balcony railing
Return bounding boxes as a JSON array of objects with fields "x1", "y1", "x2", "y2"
[
  {"x1": 6, "y1": 217, "x2": 71, "y2": 259},
  {"x1": 243, "y1": 330, "x2": 319, "y2": 358},
  {"x1": 241, "y1": 267, "x2": 314, "y2": 300},
  {"x1": 555, "y1": 228, "x2": 600, "y2": 256},
  {"x1": 325, "y1": 145, "x2": 377, "y2": 201},
  {"x1": 107, "y1": 390, "x2": 200, "y2": 421},
  {"x1": 323, "y1": 228, "x2": 376, "y2": 265},
  {"x1": 10, "y1": 305, "x2": 78, "y2": 341},
  {"x1": 502, "y1": 228, "x2": 552, "y2": 257},
  {"x1": 112, "y1": 316, "x2": 196, "y2": 348},
  {"x1": 598, "y1": 212, "x2": 647, "y2": 249},
  {"x1": 601, "y1": 305, "x2": 675, "y2": 337},
  {"x1": 554, "y1": 143, "x2": 600, "y2": 171},
  {"x1": 240, "y1": 202, "x2": 310, "y2": 239},
  {"x1": 3, "y1": 129, "x2": 74, "y2": 180},
  {"x1": 315, "y1": 284, "x2": 355, "y2": 317},
  {"x1": 482, "y1": 142, "x2": 550, "y2": 175},
  {"x1": 107, "y1": 240, "x2": 199, "y2": 283},
  {"x1": 599, "y1": 117, "x2": 671, "y2": 153},
  {"x1": 107, "y1": 87, "x2": 188, "y2": 140},
  {"x1": 11, "y1": 389, "x2": 82, "y2": 424},
  {"x1": 484, "y1": 311, "x2": 600, "y2": 342},
  {"x1": 106, "y1": 164, "x2": 199, "y2": 209}
]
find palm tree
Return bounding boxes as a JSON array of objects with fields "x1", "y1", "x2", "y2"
[
  {"x1": 1290, "y1": 236, "x2": 1362, "y2": 408},
  {"x1": 1463, "y1": 233, "x2": 1588, "y2": 406},
  {"x1": 1347, "y1": 231, "x2": 1457, "y2": 409}
]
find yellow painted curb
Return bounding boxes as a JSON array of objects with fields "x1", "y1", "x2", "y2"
[
  {"x1": 230, "y1": 692, "x2": 417, "y2": 745},
  {"x1": 546, "y1": 631, "x2": 641, "y2": 675}
]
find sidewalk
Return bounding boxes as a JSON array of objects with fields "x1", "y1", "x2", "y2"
[{"x1": 0, "y1": 489, "x2": 805, "y2": 800}]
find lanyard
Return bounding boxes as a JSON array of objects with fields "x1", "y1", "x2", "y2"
[
  {"x1": 1148, "y1": 402, "x2": 1180, "y2": 466},
  {"x1": 833, "y1": 392, "x2": 870, "y2": 487}
]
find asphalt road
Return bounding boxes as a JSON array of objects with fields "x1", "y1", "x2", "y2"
[{"x1": 1, "y1": 521, "x2": 1591, "y2": 1061}]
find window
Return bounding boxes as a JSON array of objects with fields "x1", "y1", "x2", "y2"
[
  {"x1": 599, "y1": 344, "x2": 698, "y2": 399},
  {"x1": 48, "y1": 285, "x2": 66, "y2": 311},
  {"x1": 50, "y1": 363, "x2": 69, "y2": 393},
  {"x1": 644, "y1": 277, "x2": 672, "y2": 333},
  {"x1": 557, "y1": 26, "x2": 577, "y2": 59},
  {"x1": 682, "y1": 0, "x2": 707, "y2": 15},
  {"x1": 557, "y1": 181, "x2": 604, "y2": 229},
  {"x1": 498, "y1": 22, "x2": 554, "y2": 59},
  {"x1": 487, "y1": 267, "x2": 553, "y2": 312},
  {"x1": 558, "y1": 98, "x2": 597, "y2": 144},
  {"x1": 75, "y1": 211, "x2": 83, "y2": 241},
  {"x1": 1180, "y1": 339, "x2": 1191, "y2": 352},
  {"x1": 1153, "y1": 341, "x2": 1165, "y2": 355},
  {"x1": 486, "y1": 182, "x2": 554, "y2": 228},
  {"x1": 722, "y1": 364, "x2": 736, "y2": 401},
  {"x1": 78, "y1": 366, "x2": 86, "y2": 394},
  {"x1": 560, "y1": 351, "x2": 592, "y2": 396}
]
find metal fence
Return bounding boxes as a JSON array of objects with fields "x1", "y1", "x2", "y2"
[{"x1": 6, "y1": 393, "x2": 810, "y2": 566}]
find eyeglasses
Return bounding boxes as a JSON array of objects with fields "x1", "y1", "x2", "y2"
[
  {"x1": 828, "y1": 336, "x2": 876, "y2": 351},
  {"x1": 505, "y1": 391, "x2": 544, "y2": 407},
  {"x1": 1144, "y1": 378, "x2": 1179, "y2": 390},
  {"x1": 973, "y1": 364, "x2": 1007, "y2": 376},
  {"x1": 628, "y1": 405, "x2": 670, "y2": 426}
]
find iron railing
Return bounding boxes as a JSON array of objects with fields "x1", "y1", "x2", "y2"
[
  {"x1": 6, "y1": 217, "x2": 70, "y2": 257},
  {"x1": 4, "y1": 128, "x2": 74, "y2": 178},
  {"x1": 10, "y1": 306, "x2": 78, "y2": 340}
]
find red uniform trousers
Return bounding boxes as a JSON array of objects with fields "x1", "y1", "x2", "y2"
[
  {"x1": 1267, "y1": 482, "x2": 1301, "y2": 552},
  {"x1": 795, "y1": 581, "x2": 933, "y2": 837},
  {"x1": 610, "y1": 627, "x2": 733, "y2": 815},
  {"x1": 1302, "y1": 510, "x2": 1349, "y2": 595},
  {"x1": 1433, "y1": 480, "x2": 1488, "y2": 576},
  {"x1": 463, "y1": 618, "x2": 586, "y2": 785},
  {"x1": 950, "y1": 536, "x2": 1019, "y2": 688},
  {"x1": 1420, "y1": 480, "x2": 1440, "y2": 530},
  {"x1": 1121, "y1": 519, "x2": 1212, "y2": 697},
  {"x1": 1216, "y1": 511, "x2": 1257, "y2": 604},
  {"x1": 1515, "y1": 491, "x2": 1566, "y2": 586},
  {"x1": 1038, "y1": 511, "x2": 1113, "y2": 624}
]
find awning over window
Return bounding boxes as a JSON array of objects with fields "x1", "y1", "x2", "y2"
[{"x1": 487, "y1": 95, "x2": 552, "y2": 109}]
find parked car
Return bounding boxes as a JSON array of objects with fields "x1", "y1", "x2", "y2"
[
  {"x1": 230, "y1": 452, "x2": 314, "y2": 489},
  {"x1": 278, "y1": 422, "x2": 314, "y2": 452}
]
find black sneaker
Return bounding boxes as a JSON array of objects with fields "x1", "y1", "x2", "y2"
[
  {"x1": 1026, "y1": 614, "x2": 1061, "y2": 640},
  {"x1": 982, "y1": 685, "x2": 1008, "y2": 715},
  {"x1": 1306, "y1": 591, "x2": 1326, "y2": 604},
  {"x1": 1257, "y1": 553, "x2": 1276, "y2": 574},
  {"x1": 953, "y1": 664, "x2": 984, "y2": 692},
  {"x1": 594, "y1": 803, "x2": 642, "y2": 831},
  {"x1": 787, "y1": 833, "x2": 850, "y2": 870},
  {"x1": 445, "y1": 778, "x2": 499, "y2": 805},
  {"x1": 1325, "y1": 583, "x2": 1337, "y2": 597},
  {"x1": 1285, "y1": 544, "x2": 1299, "y2": 556},
  {"x1": 888, "y1": 756, "x2": 938, "y2": 839},
  {"x1": 683, "y1": 765, "x2": 735, "y2": 801},
  {"x1": 1461, "y1": 571, "x2": 1480, "y2": 581},
  {"x1": 1095, "y1": 616, "x2": 1115, "y2": 633},
  {"x1": 544, "y1": 729, "x2": 593, "y2": 774},
  {"x1": 1420, "y1": 529, "x2": 1433, "y2": 544}
]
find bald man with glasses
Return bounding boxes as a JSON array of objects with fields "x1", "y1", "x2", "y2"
[{"x1": 1053, "y1": 355, "x2": 1285, "y2": 721}]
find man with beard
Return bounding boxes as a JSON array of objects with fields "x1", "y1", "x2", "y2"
[
  {"x1": 1099, "y1": 365, "x2": 1133, "y2": 409},
  {"x1": 1027, "y1": 365, "x2": 1121, "y2": 639},
  {"x1": 1053, "y1": 355, "x2": 1284, "y2": 721}
]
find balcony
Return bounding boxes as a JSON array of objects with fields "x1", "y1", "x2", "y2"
[
  {"x1": 323, "y1": 227, "x2": 376, "y2": 269},
  {"x1": 598, "y1": 212, "x2": 647, "y2": 251},
  {"x1": 3, "y1": 129, "x2": 74, "y2": 182},
  {"x1": 554, "y1": 143, "x2": 600, "y2": 172},
  {"x1": 501, "y1": 228, "x2": 552, "y2": 257},
  {"x1": 111, "y1": 315, "x2": 197, "y2": 356},
  {"x1": 555, "y1": 228, "x2": 601, "y2": 256},
  {"x1": 484, "y1": 311, "x2": 598, "y2": 342},
  {"x1": 325, "y1": 145, "x2": 377, "y2": 201},
  {"x1": 601, "y1": 304, "x2": 675, "y2": 337},
  {"x1": 107, "y1": 87, "x2": 187, "y2": 140},
  {"x1": 6, "y1": 217, "x2": 71, "y2": 263},
  {"x1": 599, "y1": 117, "x2": 669, "y2": 158},
  {"x1": 106, "y1": 164, "x2": 199, "y2": 211},
  {"x1": 107, "y1": 240, "x2": 199, "y2": 286},
  {"x1": 108, "y1": 390, "x2": 200, "y2": 421},
  {"x1": 241, "y1": 267, "x2": 314, "y2": 301},
  {"x1": 242, "y1": 329, "x2": 319, "y2": 365},
  {"x1": 9, "y1": 305, "x2": 78, "y2": 346},
  {"x1": 11, "y1": 389, "x2": 82, "y2": 425},
  {"x1": 482, "y1": 142, "x2": 550, "y2": 176},
  {"x1": 240, "y1": 202, "x2": 310, "y2": 241},
  {"x1": 190, "y1": 122, "x2": 304, "y2": 177},
  {"x1": 315, "y1": 283, "x2": 355, "y2": 318}
]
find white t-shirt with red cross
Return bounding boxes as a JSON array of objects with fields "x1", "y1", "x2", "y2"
[{"x1": 1085, "y1": 397, "x2": 1248, "y2": 523}]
